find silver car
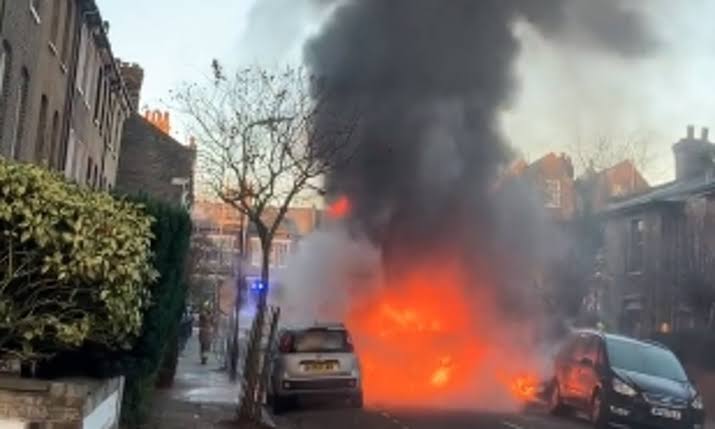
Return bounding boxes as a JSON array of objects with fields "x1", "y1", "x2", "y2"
[{"x1": 266, "y1": 322, "x2": 363, "y2": 413}]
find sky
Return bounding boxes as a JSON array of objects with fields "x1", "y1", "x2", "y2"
[{"x1": 98, "y1": 0, "x2": 715, "y2": 184}]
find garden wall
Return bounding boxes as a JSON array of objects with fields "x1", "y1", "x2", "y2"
[{"x1": 0, "y1": 376, "x2": 123, "y2": 428}]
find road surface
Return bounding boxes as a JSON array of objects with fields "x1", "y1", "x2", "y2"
[{"x1": 273, "y1": 403, "x2": 592, "y2": 429}]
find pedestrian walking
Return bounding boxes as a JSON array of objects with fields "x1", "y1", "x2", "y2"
[{"x1": 199, "y1": 302, "x2": 214, "y2": 365}]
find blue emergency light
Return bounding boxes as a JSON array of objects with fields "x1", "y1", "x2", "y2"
[{"x1": 250, "y1": 279, "x2": 267, "y2": 291}]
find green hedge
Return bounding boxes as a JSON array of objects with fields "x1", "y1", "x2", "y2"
[
  {"x1": 0, "y1": 159, "x2": 156, "y2": 362},
  {"x1": 120, "y1": 195, "x2": 192, "y2": 426},
  {"x1": 39, "y1": 195, "x2": 192, "y2": 427}
]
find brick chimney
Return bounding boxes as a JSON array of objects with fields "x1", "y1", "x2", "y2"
[
  {"x1": 118, "y1": 61, "x2": 144, "y2": 111},
  {"x1": 673, "y1": 125, "x2": 715, "y2": 181},
  {"x1": 143, "y1": 109, "x2": 171, "y2": 135}
]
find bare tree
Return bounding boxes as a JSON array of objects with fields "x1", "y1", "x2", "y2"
[
  {"x1": 175, "y1": 63, "x2": 356, "y2": 307},
  {"x1": 569, "y1": 130, "x2": 656, "y2": 177},
  {"x1": 176, "y1": 64, "x2": 357, "y2": 417}
]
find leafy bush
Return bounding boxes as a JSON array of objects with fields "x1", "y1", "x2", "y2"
[
  {"x1": 0, "y1": 159, "x2": 157, "y2": 361},
  {"x1": 40, "y1": 196, "x2": 193, "y2": 426}
]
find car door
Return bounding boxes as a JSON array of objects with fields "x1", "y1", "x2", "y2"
[
  {"x1": 555, "y1": 335, "x2": 578, "y2": 400},
  {"x1": 564, "y1": 334, "x2": 590, "y2": 403},
  {"x1": 573, "y1": 335, "x2": 602, "y2": 407}
]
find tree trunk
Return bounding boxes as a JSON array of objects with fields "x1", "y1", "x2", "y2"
[{"x1": 259, "y1": 237, "x2": 271, "y2": 310}]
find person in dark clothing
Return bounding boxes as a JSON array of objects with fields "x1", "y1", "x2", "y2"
[{"x1": 198, "y1": 303, "x2": 214, "y2": 365}]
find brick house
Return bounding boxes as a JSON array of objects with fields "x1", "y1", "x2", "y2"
[
  {"x1": 243, "y1": 207, "x2": 323, "y2": 275},
  {"x1": 190, "y1": 200, "x2": 322, "y2": 312},
  {"x1": 601, "y1": 126, "x2": 715, "y2": 337},
  {"x1": 505, "y1": 152, "x2": 651, "y2": 319},
  {"x1": 115, "y1": 61, "x2": 196, "y2": 207},
  {"x1": 519, "y1": 152, "x2": 577, "y2": 221},
  {"x1": 0, "y1": 0, "x2": 131, "y2": 188},
  {"x1": 578, "y1": 160, "x2": 650, "y2": 212},
  {"x1": 115, "y1": 112, "x2": 196, "y2": 206}
]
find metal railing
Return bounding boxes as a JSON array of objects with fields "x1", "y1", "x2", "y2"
[{"x1": 237, "y1": 305, "x2": 280, "y2": 421}]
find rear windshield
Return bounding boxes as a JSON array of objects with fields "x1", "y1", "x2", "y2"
[
  {"x1": 605, "y1": 337, "x2": 687, "y2": 382},
  {"x1": 283, "y1": 329, "x2": 352, "y2": 353}
]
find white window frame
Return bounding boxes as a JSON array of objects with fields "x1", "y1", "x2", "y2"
[
  {"x1": 64, "y1": 128, "x2": 77, "y2": 179},
  {"x1": 75, "y1": 26, "x2": 88, "y2": 94},
  {"x1": 272, "y1": 239, "x2": 291, "y2": 268},
  {"x1": 29, "y1": 0, "x2": 41, "y2": 24},
  {"x1": 0, "y1": 48, "x2": 6, "y2": 100},
  {"x1": 544, "y1": 179, "x2": 561, "y2": 208}
]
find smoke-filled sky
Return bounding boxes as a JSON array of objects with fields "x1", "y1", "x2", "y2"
[{"x1": 100, "y1": 0, "x2": 715, "y2": 183}]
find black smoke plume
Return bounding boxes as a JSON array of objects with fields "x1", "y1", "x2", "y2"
[{"x1": 304, "y1": 0, "x2": 655, "y2": 310}]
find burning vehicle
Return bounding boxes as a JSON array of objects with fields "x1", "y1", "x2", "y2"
[{"x1": 294, "y1": 0, "x2": 660, "y2": 412}]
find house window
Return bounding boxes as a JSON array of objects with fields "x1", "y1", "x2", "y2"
[
  {"x1": 93, "y1": 67, "x2": 104, "y2": 122},
  {"x1": 86, "y1": 156, "x2": 92, "y2": 184},
  {"x1": 61, "y1": 0, "x2": 74, "y2": 65},
  {"x1": 35, "y1": 95, "x2": 49, "y2": 164},
  {"x1": 30, "y1": 0, "x2": 41, "y2": 23},
  {"x1": 0, "y1": 42, "x2": 11, "y2": 146},
  {"x1": 83, "y1": 53, "x2": 98, "y2": 108},
  {"x1": 49, "y1": 0, "x2": 61, "y2": 47},
  {"x1": 273, "y1": 240, "x2": 291, "y2": 267},
  {"x1": 0, "y1": 0, "x2": 6, "y2": 31},
  {"x1": 50, "y1": 111, "x2": 59, "y2": 169},
  {"x1": 544, "y1": 179, "x2": 561, "y2": 208},
  {"x1": 64, "y1": 128, "x2": 77, "y2": 177},
  {"x1": 628, "y1": 219, "x2": 645, "y2": 272},
  {"x1": 12, "y1": 68, "x2": 30, "y2": 160},
  {"x1": 75, "y1": 26, "x2": 88, "y2": 93},
  {"x1": 612, "y1": 184, "x2": 625, "y2": 197}
]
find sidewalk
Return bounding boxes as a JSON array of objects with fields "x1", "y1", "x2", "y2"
[{"x1": 144, "y1": 329, "x2": 241, "y2": 429}]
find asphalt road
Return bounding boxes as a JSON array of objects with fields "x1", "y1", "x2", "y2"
[{"x1": 272, "y1": 403, "x2": 593, "y2": 429}]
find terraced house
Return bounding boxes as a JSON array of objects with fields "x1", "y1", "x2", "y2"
[{"x1": 0, "y1": 0, "x2": 131, "y2": 189}]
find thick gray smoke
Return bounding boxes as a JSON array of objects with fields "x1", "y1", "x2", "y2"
[
  {"x1": 303, "y1": 0, "x2": 656, "y2": 303},
  {"x1": 244, "y1": 1, "x2": 660, "y2": 408}
]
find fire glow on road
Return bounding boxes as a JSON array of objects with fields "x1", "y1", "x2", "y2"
[{"x1": 345, "y1": 262, "x2": 542, "y2": 410}]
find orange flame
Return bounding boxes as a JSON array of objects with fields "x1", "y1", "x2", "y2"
[
  {"x1": 345, "y1": 259, "x2": 543, "y2": 409},
  {"x1": 327, "y1": 196, "x2": 351, "y2": 219},
  {"x1": 508, "y1": 374, "x2": 540, "y2": 402}
]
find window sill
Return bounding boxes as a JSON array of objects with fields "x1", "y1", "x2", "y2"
[
  {"x1": 48, "y1": 42, "x2": 58, "y2": 56},
  {"x1": 30, "y1": 6, "x2": 41, "y2": 24},
  {"x1": 627, "y1": 271, "x2": 643, "y2": 276}
]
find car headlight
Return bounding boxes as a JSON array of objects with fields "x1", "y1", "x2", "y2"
[
  {"x1": 612, "y1": 378, "x2": 637, "y2": 397},
  {"x1": 692, "y1": 395, "x2": 704, "y2": 410}
]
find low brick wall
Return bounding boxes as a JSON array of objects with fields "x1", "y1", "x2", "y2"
[{"x1": 0, "y1": 375, "x2": 123, "y2": 428}]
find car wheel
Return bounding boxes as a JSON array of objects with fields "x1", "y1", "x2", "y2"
[
  {"x1": 590, "y1": 389, "x2": 608, "y2": 429},
  {"x1": 548, "y1": 380, "x2": 566, "y2": 416},
  {"x1": 272, "y1": 395, "x2": 290, "y2": 415}
]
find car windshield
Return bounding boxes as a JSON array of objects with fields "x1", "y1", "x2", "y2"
[
  {"x1": 606, "y1": 337, "x2": 687, "y2": 382},
  {"x1": 292, "y1": 329, "x2": 352, "y2": 353}
]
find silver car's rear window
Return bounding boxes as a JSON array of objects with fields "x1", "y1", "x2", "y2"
[{"x1": 287, "y1": 329, "x2": 352, "y2": 353}]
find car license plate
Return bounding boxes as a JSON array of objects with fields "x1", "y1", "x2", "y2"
[
  {"x1": 651, "y1": 407, "x2": 681, "y2": 420},
  {"x1": 303, "y1": 361, "x2": 337, "y2": 372}
]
